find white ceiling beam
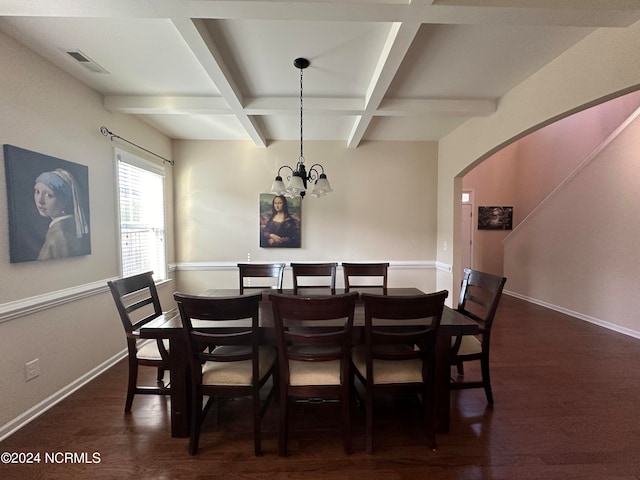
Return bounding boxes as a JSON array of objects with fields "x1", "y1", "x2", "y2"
[
  {"x1": 105, "y1": 96, "x2": 230, "y2": 114},
  {"x1": 420, "y1": 5, "x2": 640, "y2": 27},
  {"x1": 348, "y1": 20, "x2": 421, "y2": 148},
  {"x1": 171, "y1": 16, "x2": 267, "y2": 146},
  {"x1": 187, "y1": 1, "x2": 640, "y2": 27},
  {"x1": 105, "y1": 95, "x2": 496, "y2": 117},
  {"x1": 104, "y1": 95, "x2": 360, "y2": 115},
  {"x1": 243, "y1": 97, "x2": 364, "y2": 115},
  {"x1": 2, "y1": 1, "x2": 638, "y2": 27},
  {"x1": 376, "y1": 98, "x2": 497, "y2": 116}
]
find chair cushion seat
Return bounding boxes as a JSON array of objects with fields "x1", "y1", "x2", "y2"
[
  {"x1": 201, "y1": 346, "x2": 277, "y2": 386},
  {"x1": 287, "y1": 346, "x2": 343, "y2": 386},
  {"x1": 136, "y1": 339, "x2": 169, "y2": 360},
  {"x1": 453, "y1": 335, "x2": 482, "y2": 356},
  {"x1": 289, "y1": 359, "x2": 342, "y2": 386},
  {"x1": 352, "y1": 344, "x2": 423, "y2": 384}
]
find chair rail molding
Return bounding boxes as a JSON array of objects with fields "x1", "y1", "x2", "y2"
[
  {"x1": 171, "y1": 260, "x2": 438, "y2": 271},
  {"x1": 435, "y1": 261, "x2": 452, "y2": 273},
  {"x1": 0, "y1": 278, "x2": 173, "y2": 324}
]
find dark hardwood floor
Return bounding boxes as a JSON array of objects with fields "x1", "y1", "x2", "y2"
[{"x1": 3, "y1": 295, "x2": 640, "y2": 480}]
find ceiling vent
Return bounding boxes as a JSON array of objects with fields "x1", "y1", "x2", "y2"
[{"x1": 63, "y1": 49, "x2": 108, "y2": 74}]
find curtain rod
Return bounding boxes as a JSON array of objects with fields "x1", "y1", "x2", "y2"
[{"x1": 100, "y1": 126, "x2": 174, "y2": 166}]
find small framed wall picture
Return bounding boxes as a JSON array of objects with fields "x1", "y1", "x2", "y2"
[
  {"x1": 478, "y1": 206, "x2": 513, "y2": 230},
  {"x1": 259, "y1": 193, "x2": 301, "y2": 248}
]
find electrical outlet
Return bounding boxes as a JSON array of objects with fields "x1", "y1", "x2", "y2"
[{"x1": 25, "y1": 358, "x2": 40, "y2": 381}]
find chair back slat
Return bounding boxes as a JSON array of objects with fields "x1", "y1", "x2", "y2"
[
  {"x1": 361, "y1": 291, "x2": 448, "y2": 362},
  {"x1": 174, "y1": 293, "x2": 262, "y2": 365},
  {"x1": 342, "y1": 262, "x2": 389, "y2": 292},
  {"x1": 269, "y1": 292, "x2": 358, "y2": 365},
  {"x1": 457, "y1": 268, "x2": 507, "y2": 331},
  {"x1": 291, "y1": 262, "x2": 337, "y2": 294},
  {"x1": 238, "y1": 263, "x2": 285, "y2": 293},
  {"x1": 125, "y1": 297, "x2": 155, "y2": 314},
  {"x1": 108, "y1": 271, "x2": 163, "y2": 334}
]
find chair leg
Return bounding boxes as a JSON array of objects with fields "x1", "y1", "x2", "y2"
[
  {"x1": 156, "y1": 367, "x2": 165, "y2": 384},
  {"x1": 456, "y1": 361, "x2": 465, "y2": 376},
  {"x1": 423, "y1": 388, "x2": 437, "y2": 451},
  {"x1": 189, "y1": 394, "x2": 202, "y2": 455},
  {"x1": 253, "y1": 388, "x2": 263, "y2": 456},
  {"x1": 351, "y1": 371, "x2": 364, "y2": 410},
  {"x1": 481, "y1": 356, "x2": 494, "y2": 405},
  {"x1": 278, "y1": 385, "x2": 288, "y2": 456},
  {"x1": 365, "y1": 384, "x2": 374, "y2": 454},
  {"x1": 125, "y1": 358, "x2": 138, "y2": 414},
  {"x1": 342, "y1": 385, "x2": 351, "y2": 455}
]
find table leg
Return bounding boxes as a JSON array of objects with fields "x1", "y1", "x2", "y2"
[
  {"x1": 435, "y1": 333, "x2": 451, "y2": 433},
  {"x1": 168, "y1": 336, "x2": 190, "y2": 438}
]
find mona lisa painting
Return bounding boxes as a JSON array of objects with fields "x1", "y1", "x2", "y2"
[
  {"x1": 3, "y1": 144, "x2": 91, "y2": 263},
  {"x1": 259, "y1": 193, "x2": 301, "y2": 248}
]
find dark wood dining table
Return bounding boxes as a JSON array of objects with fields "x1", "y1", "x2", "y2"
[{"x1": 139, "y1": 287, "x2": 478, "y2": 438}]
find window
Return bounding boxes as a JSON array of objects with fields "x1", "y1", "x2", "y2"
[{"x1": 116, "y1": 149, "x2": 167, "y2": 281}]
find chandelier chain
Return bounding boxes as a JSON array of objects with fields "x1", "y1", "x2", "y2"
[{"x1": 299, "y1": 66, "x2": 304, "y2": 161}]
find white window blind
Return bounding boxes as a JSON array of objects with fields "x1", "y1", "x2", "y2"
[{"x1": 116, "y1": 151, "x2": 166, "y2": 281}]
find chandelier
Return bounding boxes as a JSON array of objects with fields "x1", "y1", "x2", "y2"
[{"x1": 270, "y1": 58, "x2": 332, "y2": 198}]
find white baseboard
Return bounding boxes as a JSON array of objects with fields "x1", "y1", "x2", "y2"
[
  {"x1": 504, "y1": 290, "x2": 640, "y2": 340},
  {"x1": 0, "y1": 349, "x2": 127, "y2": 442}
]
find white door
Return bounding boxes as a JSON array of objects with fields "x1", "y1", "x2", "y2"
[{"x1": 461, "y1": 201, "x2": 473, "y2": 275}]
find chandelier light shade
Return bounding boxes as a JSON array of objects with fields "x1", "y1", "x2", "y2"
[{"x1": 269, "y1": 57, "x2": 332, "y2": 198}]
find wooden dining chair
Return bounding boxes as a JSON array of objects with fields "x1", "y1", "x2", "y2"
[
  {"x1": 450, "y1": 268, "x2": 507, "y2": 405},
  {"x1": 173, "y1": 292, "x2": 277, "y2": 456},
  {"x1": 352, "y1": 290, "x2": 448, "y2": 453},
  {"x1": 268, "y1": 291, "x2": 359, "y2": 456},
  {"x1": 342, "y1": 262, "x2": 389, "y2": 293},
  {"x1": 238, "y1": 263, "x2": 285, "y2": 293},
  {"x1": 107, "y1": 271, "x2": 170, "y2": 413},
  {"x1": 291, "y1": 262, "x2": 338, "y2": 294}
]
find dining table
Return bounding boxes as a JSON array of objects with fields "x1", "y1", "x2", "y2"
[{"x1": 139, "y1": 287, "x2": 479, "y2": 438}]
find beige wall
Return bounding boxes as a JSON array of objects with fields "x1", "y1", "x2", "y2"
[
  {"x1": 514, "y1": 92, "x2": 640, "y2": 221},
  {"x1": 461, "y1": 143, "x2": 519, "y2": 276},
  {"x1": 172, "y1": 140, "x2": 440, "y2": 294},
  {"x1": 462, "y1": 90, "x2": 640, "y2": 277},
  {"x1": 0, "y1": 30, "x2": 175, "y2": 432},
  {"x1": 438, "y1": 20, "x2": 640, "y2": 301},
  {"x1": 504, "y1": 111, "x2": 640, "y2": 333}
]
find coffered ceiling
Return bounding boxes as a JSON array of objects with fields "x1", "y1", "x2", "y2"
[{"x1": 1, "y1": 1, "x2": 639, "y2": 147}]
